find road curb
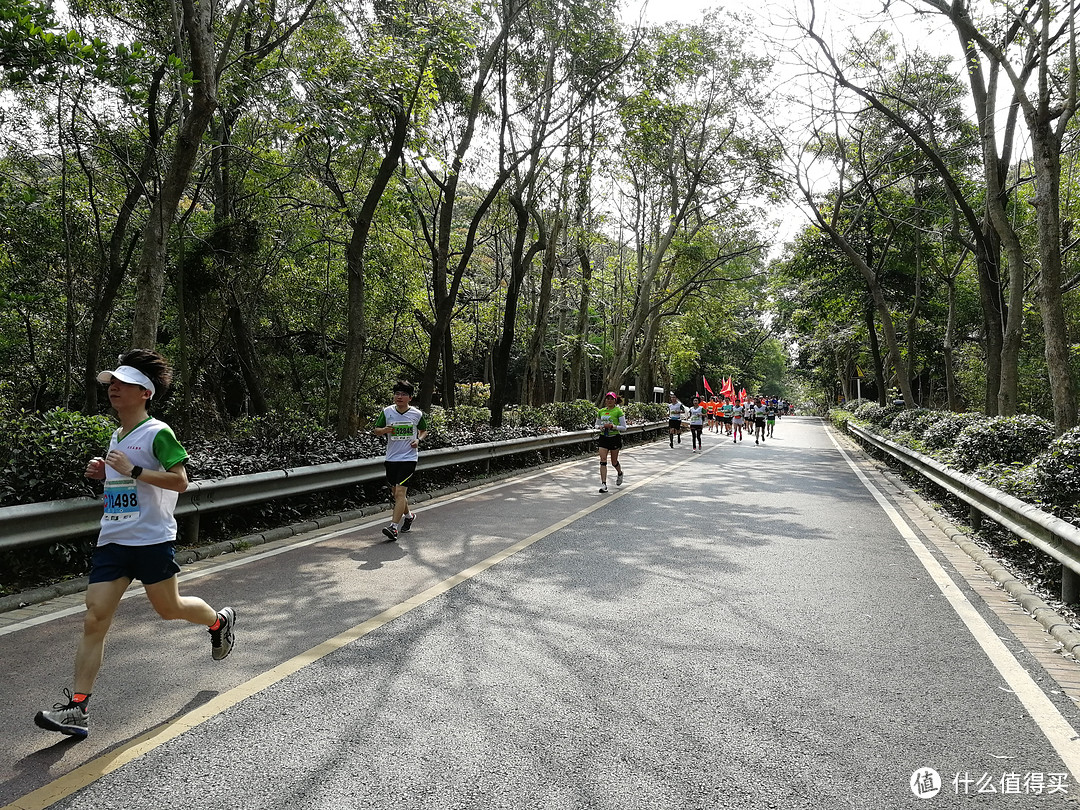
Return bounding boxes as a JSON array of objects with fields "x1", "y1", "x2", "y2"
[{"x1": 835, "y1": 424, "x2": 1080, "y2": 660}]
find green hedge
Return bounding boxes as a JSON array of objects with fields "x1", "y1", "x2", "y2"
[{"x1": 832, "y1": 404, "x2": 1076, "y2": 522}]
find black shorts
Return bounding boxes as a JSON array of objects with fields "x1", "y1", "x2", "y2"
[
  {"x1": 89, "y1": 541, "x2": 181, "y2": 585},
  {"x1": 598, "y1": 434, "x2": 623, "y2": 451},
  {"x1": 721, "y1": 416, "x2": 732, "y2": 425},
  {"x1": 668, "y1": 419, "x2": 682, "y2": 429},
  {"x1": 384, "y1": 460, "x2": 417, "y2": 488}
]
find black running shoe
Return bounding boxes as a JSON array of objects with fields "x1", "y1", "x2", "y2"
[
  {"x1": 382, "y1": 524, "x2": 398, "y2": 542},
  {"x1": 401, "y1": 513, "x2": 415, "y2": 533}
]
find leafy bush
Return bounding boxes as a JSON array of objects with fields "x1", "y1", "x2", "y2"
[
  {"x1": 622, "y1": 401, "x2": 666, "y2": 423},
  {"x1": 507, "y1": 405, "x2": 549, "y2": 428},
  {"x1": 921, "y1": 411, "x2": 985, "y2": 453},
  {"x1": 546, "y1": 399, "x2": 597, "y2": 431},
  {"x1": 876, "y1": 404, "x2": 907, "y2": 428},
  {"x1": 0, "y1": 408, "x2": 114, "y2": 506},
  {"x1": 980, "y1": 462, "x2": 1040, "y2": 505},
  {"x1": 830, "y1": 409, "x2": 854, "y2": 432},
  {"x1": 445, "y1": 405, "x2": 491, "y2": 430},
  {"x1": 952, "y1": 415, "x2": 1054, "y2": 472},
  {"x1": 887, "y1": 408, "x2": 935, "y2": 439},
  {"x1": 454, "y1": 382, "x2": 490, "y2": 407},
  {"x1": 854, "y1": 402, "x2": 885, "y2": 424},
  {"x1": 1034, "y1": 427, "x2": 1080, "y2": 511}
]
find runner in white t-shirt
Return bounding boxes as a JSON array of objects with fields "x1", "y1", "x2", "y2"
[
  {"x1": 373, "y1": 379, "x2": 429, "y2": 541},
  {"x1": 35, "y1": 350, "x2": 235, "y2": 740},
  {"x1": 667, "y1": 393, "x2": 686, "y2": 448},
  {"x1": 688, "y1": 397, "x2": 706, "y2": 452}
]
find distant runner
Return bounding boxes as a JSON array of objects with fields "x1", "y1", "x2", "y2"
[
  {"x1": 596, "y1": 392, "x2": 627, "y2": 493},
  {"x1": 753, "y1": 397, "x2": 767, "y2": 445},
  {"x1": 731, "y1": 400, "x2": 745, "y2": 443},
  {"x1": 688, "y1": 397, "x2": 705, "y2": 452},
  {"x1": 667, "y1": 392, "x2": 685, "y2": 448},
  {"x1": 721, "y1": 399, "x2": 734, "y2": 436},
  {"x1": 373, "y1": 379, "x2": 428, "y2": 541}
]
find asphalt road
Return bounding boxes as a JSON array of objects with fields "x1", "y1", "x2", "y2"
[{"x1": 3, "y1": 417, "x2": 1080, "y2": 809}]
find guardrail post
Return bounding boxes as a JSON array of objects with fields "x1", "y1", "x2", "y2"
[
  {"x1": 183, "y1": 513, "x2": 201, "y2": 546},
  {"x1": 968, "y1": 505, "x2": 982, "y2": 533},
  {"x1": 1063, "y1": 565, "x2": 1080, "y2": 604}
]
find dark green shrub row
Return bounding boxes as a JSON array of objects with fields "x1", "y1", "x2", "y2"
[{"x1": 834, "y1": 405, "x2": 1079, "y2": 522}]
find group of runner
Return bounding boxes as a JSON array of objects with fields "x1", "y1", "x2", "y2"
[
  {"x1": 668, "y1": 393, "x2": 784, "y2": 448},
  {"x1": 32, "y1": 354, "x2": 782, "y2": 738}
]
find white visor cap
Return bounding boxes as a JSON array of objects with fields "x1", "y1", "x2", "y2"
[{"x1": 97, "y1": 365, "x2": 156, "y2": 399}]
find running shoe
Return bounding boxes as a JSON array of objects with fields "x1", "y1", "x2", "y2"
[
  {"x1": 616, "y1": 471, "x2": 624, "y2": 486},
  {"x1": 210, "y1": 607, "x2": 236, "y2": 661},
  {"x1": 35, "y1": 690, "x2": 89, "y2": 738},
  {"x1": 401, "y1": 513, "x2": 415, "y2": 533},
  {"x1": 677, "y1": 435, "x2": 681, "y2": 443},
  {"x1": 598, "y1": 483, "x2": 608, "y2": 493},
  {"x1": 382, "y1": 524, "x2": 398, "y2": 542}
]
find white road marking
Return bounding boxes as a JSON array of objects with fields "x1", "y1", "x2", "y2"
[{"x1": 827, "y1": 429, "x2": 1080, "y2": 781}]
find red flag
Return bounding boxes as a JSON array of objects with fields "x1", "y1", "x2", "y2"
[
  {"x1": 703, "y1": 375, "x2": 714, "y2": 395},
  {"x1": 721, "y1": 377, "x2": 734, "y2": 398},
  {"x1": 739, "y1": 388, "x2": 747, "y2": 404}
]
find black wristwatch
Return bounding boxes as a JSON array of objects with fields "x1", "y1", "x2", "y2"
[{"x1": 130, "y1": 465, "x2": 143, "y2": 479}]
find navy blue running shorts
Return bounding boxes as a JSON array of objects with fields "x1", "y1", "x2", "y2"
[{"x1": 89, "y1": 542, "x2": 181, "y2": 585}]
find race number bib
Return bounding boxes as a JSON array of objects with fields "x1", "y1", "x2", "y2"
[
  {"x1": 103, "y1": 478, "x2": 140, "y2": 522},
  {"x1": 390, "y1": 423, "x2": 413, "y2": 441}
]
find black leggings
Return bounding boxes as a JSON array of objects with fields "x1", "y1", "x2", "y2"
[{"x1": 690, "y1": 424, "x2": 703, "y2": 448}]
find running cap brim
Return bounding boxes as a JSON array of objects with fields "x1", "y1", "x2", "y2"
[
  {"x1": 97, "y1": 365, "x2": 156, "y2": 398},
  {"x1": 605, "y1": 391, "x2": 617, "y2": 399}
]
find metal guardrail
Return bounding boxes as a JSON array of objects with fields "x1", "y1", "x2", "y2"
[
  {"x1": 0, "y1": 422, "x2": 665, "y2": 554},
  {"x1": 847, "y1": 423, "x2": 1080, "y2": 600}
]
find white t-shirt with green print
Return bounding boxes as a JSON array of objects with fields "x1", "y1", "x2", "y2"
[{"x1": 376, "y1": 405, "x2": 428, "y2": 462}]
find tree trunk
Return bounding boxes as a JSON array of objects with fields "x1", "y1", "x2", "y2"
[
  {"x1": 943, "y1": 277, "x2": 961, "y2": 411},
  {"x1": 491, "y1": 195, "x2": 545, "y2": 427},
  {"x1": 227, "y1": 297, "x2": 268, "y2": 414},
  {"x1": 524, "y1": 214, "x2": 561, "y2": 404},
  {"x1": 865, "y1": 300, "x2": 886, "y2": 406},
  {"x1": 336, "y1": 107, "x2": 409, "y2": 436},
  {"x1": 1031, "y1": 125, "x2": 1078, "y2": 434},
  {"x1": 131, "y1": 0, "x2": 218, "y2": 349}
]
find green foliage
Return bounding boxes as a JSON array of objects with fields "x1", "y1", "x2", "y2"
[
  {"x1": 546, "y1": 399, "x2": 597, "y2": 431},
  {"x1": 979, "y1": 462, "x2": 1040, "y2": 505},
  {"x1": 853, "y1": 401, "x2": 886, "y2": 423},
  {"x1": 952, "y1": 415, "x2": 1054, "y2": 472},
  {"x1": 622, "y1": 401, "x2": 666, "y2": 423},
  {"x1": 830, "y1": 408, "x2": 853, "y2": 432},
  {"x1": 921, "y1": 412, "x2": 985, "y2": 452},
  {"x1": 1033, "y1": 428, "x2": 1080, "y2": 511},
  {"x1": 887, "y1": 408, "x2": 935, "y2": 437},
  {"x1": 0, "y1": 407, "x2": 113, "y2": 506},
  {"x1": 446, "y1": 405, "x2": 491, "y2": 429}
]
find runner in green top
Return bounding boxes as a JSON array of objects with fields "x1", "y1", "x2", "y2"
[{"x1": 595, "y1": 392, "x2": 627, "y2": 493}]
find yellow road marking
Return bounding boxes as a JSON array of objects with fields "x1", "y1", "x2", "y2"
[{"x1": 6, "y1": 447, "x2": 697, "y2": 810}]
